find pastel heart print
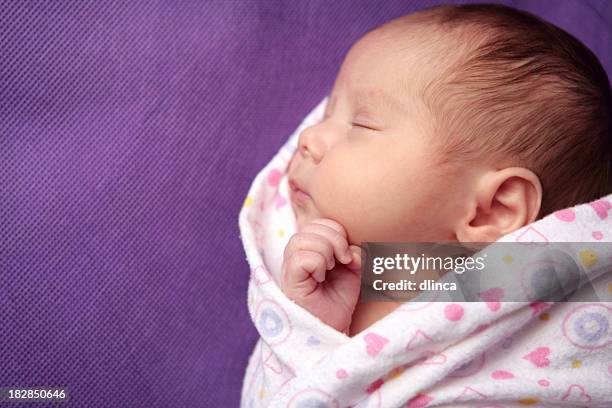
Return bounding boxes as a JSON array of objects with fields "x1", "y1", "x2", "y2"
[
  {"x1": 335, "y1": 369, "x2": 348, "y2": 379},
  {"x1": 364, "y1": 332, "x2": 389, "y2": 357},
  {"x1": 516, "y1": 226, "x2": 548, "y2": 245},
  {"x1": 554, "y1": 208, "x2": 575, "y2": 222},
  {"x1": 589, "y1": 199, "x2": 611, "y2": 220},
  {"x1": 267, "y1": 168, "x2": 282, "y2": 187},
  {"x1": 562, "y1": 384, "x2": 591, "y2": 403},
  {"x1": 523, "y1": 346, "x2": 550, "y2": 368},
  {"x1": 479, "y1": 287, "x2": 504, "y2": 311},
  {"x1": 491, "y1": 370, "x2": 514, "y2": 379}
]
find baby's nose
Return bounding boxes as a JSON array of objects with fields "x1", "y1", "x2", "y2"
[{"x1": 297, "y1": 125, "x2": 326, "y2": 164}]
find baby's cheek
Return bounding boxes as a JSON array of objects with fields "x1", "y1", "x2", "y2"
[
  {"x1": 287, "y1": 151, "x2": 300, "y2": 174},
  {"x1": 312, "y1": 184, "x2": 372, "y2": 243}
]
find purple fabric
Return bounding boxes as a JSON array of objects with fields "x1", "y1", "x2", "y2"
[{"x1": 1, "y1": 1, "x2": 610, "y2": 406}]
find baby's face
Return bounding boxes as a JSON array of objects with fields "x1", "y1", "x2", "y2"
[{"x1": 288, "y1": 28, "x2": 467, "y2": 244}]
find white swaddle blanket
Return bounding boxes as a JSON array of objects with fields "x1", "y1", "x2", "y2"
[{"x1": 239, "y1": 98, "x2": 612, "y2": 407}]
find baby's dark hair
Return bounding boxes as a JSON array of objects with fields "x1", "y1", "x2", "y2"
[{"x1": 414, "y1": 3, "x2": 612, "y2": 217}]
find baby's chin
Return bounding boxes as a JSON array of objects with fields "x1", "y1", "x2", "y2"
[
  {"x1": 292, "y1": 206, "x2": 330, "y2": 233},
  {"x1": 290, "y1": 197, "x2": 317, "y2": 231},
  {"x1": 292, "y1": 205, "x2": 454, "y2": 246},
  {"x1": 291, "y1": 197, "x2": 350, "y2": 236},
  {"x1": 291, "y1": 192, "x2": 434, "y2": 244},
  {"x1": 293, "y1": 207, "x2": 360, "y2": 245}
]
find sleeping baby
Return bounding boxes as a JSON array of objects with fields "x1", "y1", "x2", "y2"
[{"x1": 281, "y1": 3, "x2": 612, "y2": 336}]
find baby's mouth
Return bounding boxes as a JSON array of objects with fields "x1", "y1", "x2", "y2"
[{"x1": 289, "y1": 179, "x2": 311, "y2": 206}]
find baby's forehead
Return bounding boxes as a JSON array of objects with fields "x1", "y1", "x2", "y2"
[
  {"x1": 339, "y1": 29, "x2": 451, "y2": 102},
  {"x1": 373, "y1": 13, "x2": 479, "y2": 61}
]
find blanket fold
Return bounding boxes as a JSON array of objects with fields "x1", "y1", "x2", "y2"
[{"x1": 239, "y1": 98, "x2": 612, "y2": 408}]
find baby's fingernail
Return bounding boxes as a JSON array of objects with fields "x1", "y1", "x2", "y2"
[{"x1": 343, "y1": 251, "x2": 352, "y2": 263}]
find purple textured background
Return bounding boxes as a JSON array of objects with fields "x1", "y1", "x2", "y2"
[{"x1": 1, "y1": 1, "x2": 610, "y2": 406}]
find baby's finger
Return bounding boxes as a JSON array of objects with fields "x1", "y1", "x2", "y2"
[
  {"x1": 310, "y1": 218, "x2": 348, "y2": 239},
  {"x1": 300, "y1": 223, "x2": 352, "y2": 264},
  {"x1": 346, "y1": 244, "x2": 362, "y2": 271},
  {"x1": 283, "y1": 233, "x2": 335, "y2": 270},
  {"x1": 284, "y1": 250, "x2": 327, "y2": 288}
]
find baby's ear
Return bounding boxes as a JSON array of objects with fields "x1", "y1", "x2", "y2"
[{"x1": 455, "y1": 168, "x2": 542, "y2": 242}]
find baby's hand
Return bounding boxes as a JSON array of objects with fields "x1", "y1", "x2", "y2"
[{"x1": 281, "y1": 218, "x2": 362, "y2": 334}]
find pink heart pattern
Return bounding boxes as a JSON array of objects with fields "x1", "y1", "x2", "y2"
[
  {"x1": 267, "y1": 168, "x2": 282, "y2": 187},
  {"x1": 479, "y1": 288, "x2": 504, "y2": 311},
  {"x1": 364, "y1": 332, "x2": 389, "y2": 357},
  {"x1": 523, "y1": 346, "x2": 550, "y2": 368},
  {"x1": 590, "y1": 199, "x2": 611, "y2": 220},
  {"x1": 554, "y1": 208, "x2": 575, "y2": 222}
]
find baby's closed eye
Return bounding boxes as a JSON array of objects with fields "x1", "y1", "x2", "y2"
[{"x1": 351, "y1": 121, "x2": 379, "y2": 131}]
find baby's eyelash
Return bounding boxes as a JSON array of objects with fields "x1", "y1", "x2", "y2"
[{"x1": 351, "y1": 122, "x2": 377, "y2": 131}]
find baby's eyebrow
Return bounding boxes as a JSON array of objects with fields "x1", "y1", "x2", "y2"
[{"x1": 352, "y1": 88, "x2": 402, "y2": 114}]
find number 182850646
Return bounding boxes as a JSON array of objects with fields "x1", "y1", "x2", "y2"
[{"x1": 2, "y1": 388, "x2": 69, "y2": 402}]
